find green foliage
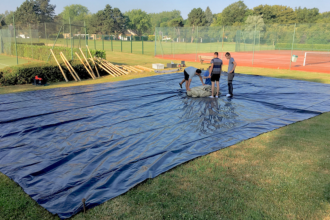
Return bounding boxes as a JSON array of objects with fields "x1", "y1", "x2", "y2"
[
  {"x1": 275, "y1": 43, "x2": 330, "y2": 50},
  {"x1": 211, "y1": 13, "x2": 223, "y2": 27},
  {"x1": 222, "y1": 1, "x2": 248, "y2": 25},
  {"x1": 0, "y1": 60, "x2": 109, "y2": 86},
  {"x1": 187, "y1": 8, "x2": 207, "y2": 27},
  {"x1": 16, "y1": 42, "x2": 45, "y2": 46},
  {"x1": 245, "y1": 15, "x2": 265, "y2": 31},
  {"x1": 88, "y1": 4, "x2": 127, "y2": 35},
  {"x1": 168, "y1": 17, "x2": 184, "y2": 27},
  {"x1": 295, "y1": 7, "x2": 320, "y2": 23},
  {"x1": 60, "y1": 4, "x2": 90, "y2": 23},
  {"x1": 148, "y1": 35, "x2": 155, "y2": 41},
  {"x1": 253, "y1": 5, "x2": 297, "y2": 24},
  {"x1": 90, "y1": 49, "x2": 106, "y2": 59},
  {"x1": 205, "y1": 7, "x2": 213, "y2": 26},
  {"x1": 125, "y1": 9, "x2": 152, "y2": 36},
  {"x1": 149, "y1": 10, "x2": 181, "y2": 31}
]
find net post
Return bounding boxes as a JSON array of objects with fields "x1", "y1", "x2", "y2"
[
  {"x1": 47, "y1": 25, "x2": 63, "y2": 62},
  {"x1": 289, "y1": 23, "x2": 296, "y2": 70},
  {"x1": 13, "y1": 14, "x2": 18, "y2": 65}
]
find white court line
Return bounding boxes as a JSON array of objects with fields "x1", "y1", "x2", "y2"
[{"x1": 0, "y1": 63, "x2": 9, "y2": 66}]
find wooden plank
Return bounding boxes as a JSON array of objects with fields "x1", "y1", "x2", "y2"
[
  {"x1": 75, "y1": 52, "x2": 95, "y2": 79},
  {"x1": 86, "y1": 45, "x2": 100, "y2": 78},
  {"x1": 61, "y1": 52, "x2": 81, "y2": 81},
  {"x1": 79, "y1": 48, "x2": 96, "y2": 79},
  {"x1": 50, "y1": 49, "x2": 68, "y2": 82},
  {"x1": 60, "y1": 53, "x2": 78, "y2": 81}
]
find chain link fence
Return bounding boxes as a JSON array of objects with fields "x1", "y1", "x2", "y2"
[{"x1": 155, "y1": 23, "x2": 330, "y2": 73}]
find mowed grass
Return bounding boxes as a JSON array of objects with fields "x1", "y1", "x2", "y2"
[
  {"x1": 0, "y1": 52, "x2": 330, "y2": 219},
  {"x1": 0, "y1": 54, "x2": 40, "y2": 69}
]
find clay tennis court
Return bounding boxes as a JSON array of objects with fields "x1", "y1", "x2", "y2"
[{"x1": 156, "y1": 50, "x2": 330, "y2": 73}]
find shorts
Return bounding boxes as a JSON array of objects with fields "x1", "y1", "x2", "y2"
[
  {"x1": 211, "y1": 74, "x2": 220, "y2": 82},
  {"x1": 184, "y1": 70, "x2": 189, "y2": 81},
  {"x1": 228, "y1": 71, "x2": 235, "y2": 82}
]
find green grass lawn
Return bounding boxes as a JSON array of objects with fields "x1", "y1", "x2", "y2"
[
  {"x1": 0, "y1": 54, "x2": 40, "y2": 69},
  {"x1": 0, "y1": 52, "x2": 330, "y2": 219}
]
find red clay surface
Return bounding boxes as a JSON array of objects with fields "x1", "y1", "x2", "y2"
[{"x1": 156, "y1": 50, "x2": 330, "y2": 74}]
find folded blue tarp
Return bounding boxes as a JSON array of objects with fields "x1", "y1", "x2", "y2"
[{"x1": 0, "y1": 73, "x2": 330, "y2": 219}]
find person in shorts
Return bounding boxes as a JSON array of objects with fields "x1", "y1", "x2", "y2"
[
  {"x1": 225, "y1": 52, "x2": 237, "y2": 98},
  {"x1": 208, "y1": 52, "x2": 222, "y2": 98},
  {"x1": 179, "y1": 66, "x2": 203, "y2": 91}
]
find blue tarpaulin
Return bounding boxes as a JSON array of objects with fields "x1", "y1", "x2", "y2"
[{"x1": 0, "y1": 73, "x2": 330, "y2": 218}]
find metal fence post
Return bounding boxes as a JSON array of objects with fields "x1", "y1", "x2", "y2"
[
  {"x1": 94, "y1": 36, "x2": 96, "y2": 50},
  {"x1": 221, "y1": 26, "x2": 224, "y2": 60},
  {"x1": 154, "y1": 29, "x2": 157, "y2": 56},
  {"x1": 142, "y1": 36, "x2": 144, "y2": 54},
  {"x1": 131, "y1": 34, "x2": 132, "y2": 53},
  {"x1": 121, "y1": 37, "x2": 122, "y2": 52},
  {"x1": 252, "y1": 24, "x2": 256, "y2": 66},
  {"x1": 30, "y1": 24, "x2": 33, "y2": 59},
  {"x1": 45, "y1": 23, "x2": 47, "y2": 46},
  {"x1": 84, "y1": 21, "x2": 88, "y2": 58},
  {"x1": 13, "y1": 14, "x2": 18, "y2": 65},
  {"x1": 47, "y1": 25, "x2": 63, "y2": 62},
  {"x1": 111, "y1": 36, "x2": 113, "y2": 51},
  {"x1": 102, "y1": 35, "x2": 104, "y2": 50},
  {"x1": 195, "y1": 26, "x2": 198, "y2": 61},
  {"x1": 69, "y1": 17, "x2": 73, "y2": 60},
  {"x1": 289, "y1": 23, "x2": 296, "y2": 70}
]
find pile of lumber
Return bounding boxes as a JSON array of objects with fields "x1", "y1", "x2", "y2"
[{"x1": 51, "y1": 45, "x2": 154, "y2": 82}]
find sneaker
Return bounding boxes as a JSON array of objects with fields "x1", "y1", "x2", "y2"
[
  {"x1": 179, "y1": 83, "x2": 182, "y2": 88},
  {"x1": 226, "y1": 94, "x2": 232, "y2": 97},
  {"x1": 209, "y1": 96, "x2": 214, "y2": 98},
  {"x1": 215, "y1": 96, "x2": 218, "y2": 98}
]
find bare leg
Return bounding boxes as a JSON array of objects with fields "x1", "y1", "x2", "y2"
[
  {"x1": 185, "y1": 80, "x2": 190, "y2": 91},
  {"x1": 216, "y1": 81, "x2": 220, "y2": 96},
  {"x1": 180, "y1": 79, "x2": 185, "y2": 85},
  {"x1": 211, "y1": 81, "x2": 215, "y2": 97}
]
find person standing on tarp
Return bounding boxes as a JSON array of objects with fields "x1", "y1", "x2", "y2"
[
  {"x1": 179, "y1": 66, "x2": 203, "y2": 91},
  {"x1": 208, "y1": 52, "x2": 222, "y2": 98},
  {"x1": 225, "y1": 52, "x2": 237, "y2": 98},
  {"x1": 203, "y1": 66, "x2": 212, "y2": 85}
]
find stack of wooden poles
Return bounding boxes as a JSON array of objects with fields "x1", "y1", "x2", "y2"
[{"x1": 50, "y1": 45, "x2": 154, "y2": 82}]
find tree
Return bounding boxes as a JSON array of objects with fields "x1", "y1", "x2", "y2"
[
  {"x1": 60, "y1": 4, "x2": 89, "y2": 23},
  {"x1": 244, "y1": 15, "x2": 265, "y2": 33},
  {"x1": 149, "y1": 10, "x2": 181, "y2": 31},
  {"x1": 187, "y1": 8, "x2": 207, "y2": 27},
  {"x1": 295, "y1": 7, "x2": 320, "y2": 23},
  {"x1": 253, "y1": 5, "x2": 276, "y2": 23},
  {"x1": 88, "y1": 4, "x2": 127, "y2": 35},
  {"x1": 273, "y1": 5, "x2": 296, "y2": 24},
  {"x1": 205, "y1": 7, "x2": 213, "y2": 25},
  {"x1": 222, "y1": 1, "x2": 248, "y2": 25},
  {"x1": 168, "y1": 17, "x2": 184, "y2": 27},
  {"x1": 125, "y1": 9, "x2": 152, "y2": 35},
  {"x1": 318, "y1": 11, "x2": 330, "y2": 23},
  {"x1": 34, "y1": 0, "x2": 56, "y2": 23},
  {"x1": 14, "y1": 1, "x2": 39, "y2": 26},
  {"x1": 211, "y1": 13, "x2": 222, "y2": 26}
]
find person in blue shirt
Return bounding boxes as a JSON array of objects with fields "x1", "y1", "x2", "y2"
[{"x1": 203, "y1": 66, "x2": 212, "y2": 85}]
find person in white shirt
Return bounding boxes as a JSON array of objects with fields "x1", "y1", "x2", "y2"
[{"x1": 179, "y1": 67, "x2": 204, "y2": 91}]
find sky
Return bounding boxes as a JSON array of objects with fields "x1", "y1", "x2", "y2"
[{"x1": 1, "y1": 0, "x2": 330, "y2": 19}]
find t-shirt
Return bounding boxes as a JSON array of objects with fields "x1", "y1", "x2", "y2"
[
  {"x1": 211, "y1": 58, "x2": 222, "y2": 74},
  {"x1": 203, "y1": 71, "x2": 211, "y2": 85},
  {"x1": 185, "y1": 66, "x2": 198, "y2": 79},
  {"x1": 228, "y1": 57, "x2": 235, "y2": 73}
]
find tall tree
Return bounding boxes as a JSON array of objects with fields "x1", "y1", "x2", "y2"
[
  {"x1": 168, "y1": 17, "x2": 184, "y2": 27},
  {"x1": 222, "y1": 1, "x2": 248, "y2": 25},
  {"x1": 187, "y1": 8, "x2": 207, "y2": 42},
  {"x1": 34, "y1": 0, "x2": 56, "y2": 22},
  {"x1": 15, "y1": 1, "x2": 39, "y2": 26},
  {"x1": 60, "y1": 4, "x2": 89, "y2": 23},
  {"x1": 253, "y1": 5, "x2": 276, "y2": 23},
  {"x1": 245, "y1": 15, "x2": 265, "y2": 31},
  {"x1": 149, "y1": 10, "x2": 181, "y2": 30},
  {"x1": 295, "y1": 7, "x2": 320, "y2": 23},
  {"x1": 211, "y1": 13, "x2": 222, "y2": 26},
  {"x1": 273, "y1": 5, "x2": 296, "y2": 24},
  {"x1": 88, "y1": 4, "x2": 127, "y2": 35},
  {"x1": 205, "y1": 7, "x2": 213, "y2": 26},
  {"x1": 125, "y1": 9, "x2": 152, "y2": 35}
]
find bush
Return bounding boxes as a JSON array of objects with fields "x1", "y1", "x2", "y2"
[
  {"x1": 0, "y1": 60, "x2": 109, "y2": 86},
  {"x1": 148, "y1": 35, "x2": 155, "y2": 41},
  {"x1": 48, "y1": 34, "x2": 64, "y2": 39},
  {"x1": 4, "y1": 43, "x2": 106, "y2": 61},
  {"x1": 16, "y1": 42, "x2": 45, "y2": 46},
  {"x1": 275, "y1": 43, "x2": 330, "y2": 51}
]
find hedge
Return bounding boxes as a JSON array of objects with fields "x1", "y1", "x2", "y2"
[
  {"x1": 275, "y1": 43, "x2": 330, "y2": 51},
  {"x1": 2, "y1": 43, "x2": 106, "y2": 61},
  {"x1": 148, "y1": 35, "x2": 155, "y2": 41},
  {"x1": 0, "y1": 60, "x2": 109, "y2": 86}
]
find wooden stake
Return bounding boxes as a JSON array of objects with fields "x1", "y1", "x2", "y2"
[
  {"x1": 61, "y1": 52, "x2": 81, "y2": 81},
  {"x1": 135, "y1": 65, "x2": 153, "y2": 72},
  {"x1": 50, "y1": 49, "x2": 68, "y2": 82},
  {"x1": 79, "y1": 48, "x2": 96, "y2": 78},
  {"x1": 86, "y1": 45, "x2": 100, "y2": 78},
  {"x1": 75, "y1": 52, "x2": 95, "y2": 79},
  {"x1": 60, "y1": 53, "x2": 78, "y2": 81},
  {"x1": 96, "y1": 58, "x2": 121, "y2": 76}
]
